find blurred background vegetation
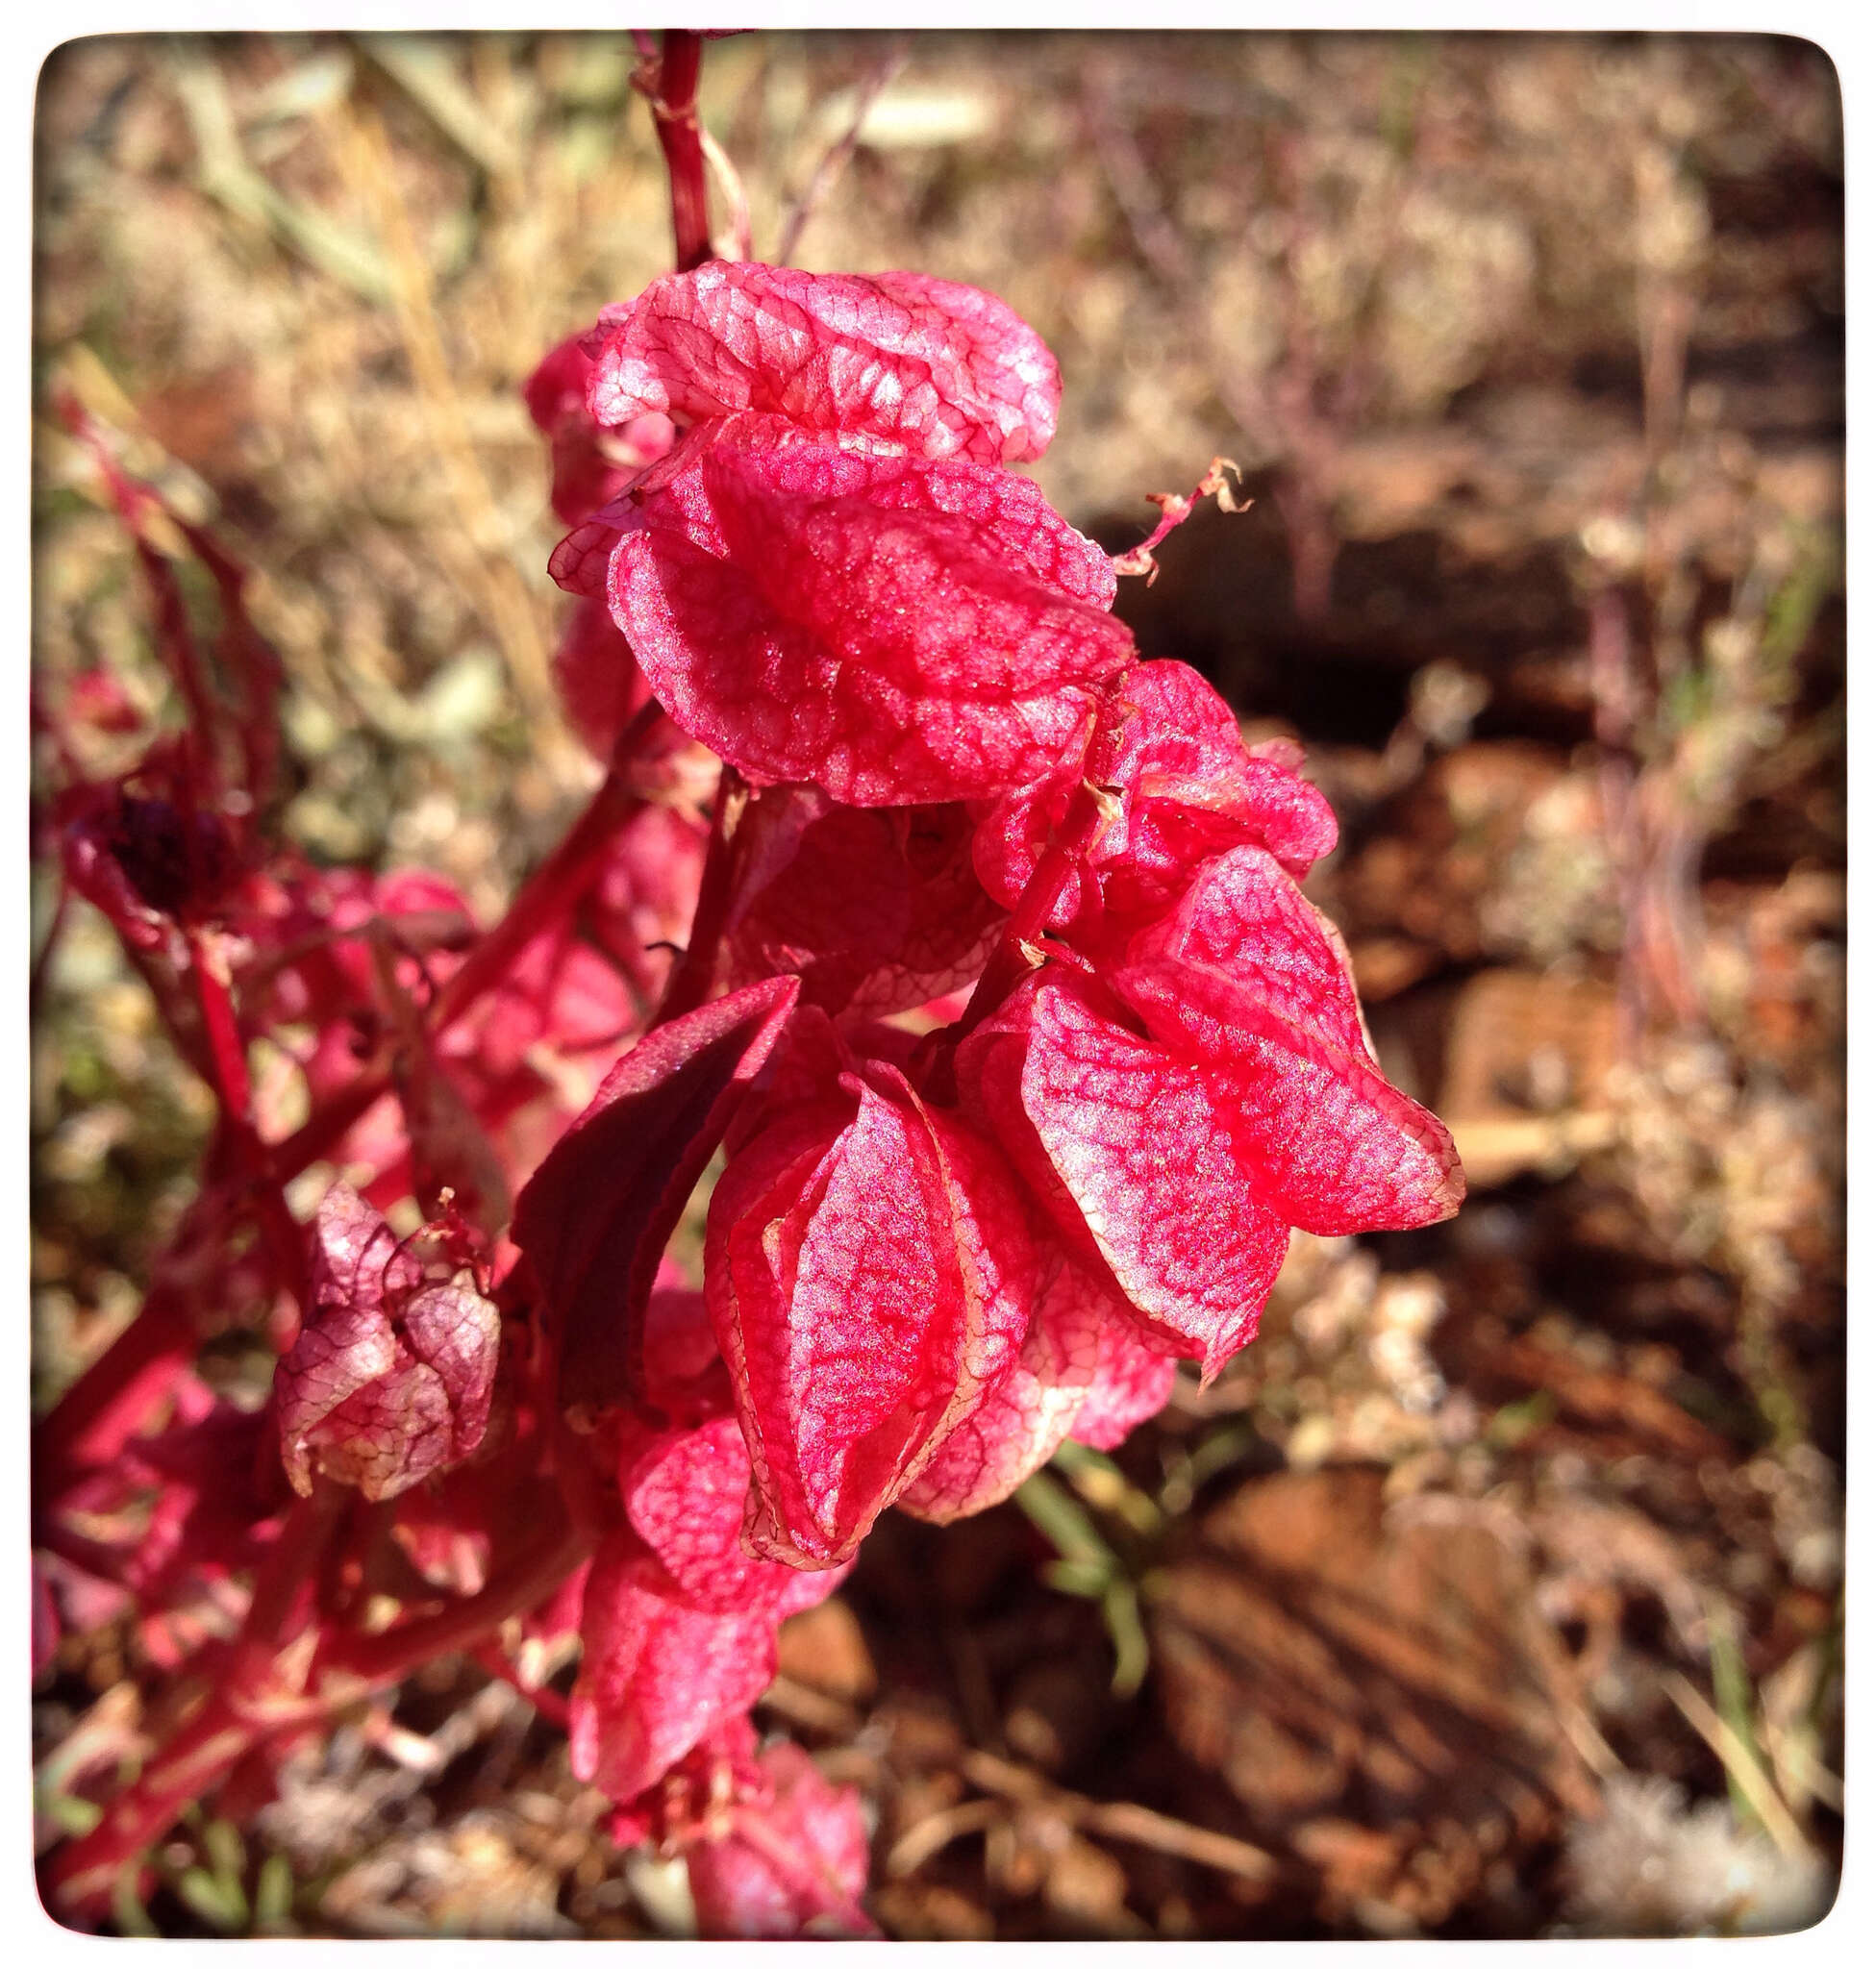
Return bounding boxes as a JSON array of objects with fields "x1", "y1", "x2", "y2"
[{"x1": 33, "y1": 31, "x2": 1842, "y2": 1939}]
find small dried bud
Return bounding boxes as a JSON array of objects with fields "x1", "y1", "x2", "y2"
[{"x1": 276, "y1": 1184, "x2": 500, "y2": 1501}]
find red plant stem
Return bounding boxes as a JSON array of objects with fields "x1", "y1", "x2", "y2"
[
  {"x1": 34, "y1": 1517, "x2": 139, "y2": 1587},
  {"x1": 243, "y1": 1479, "x2": 351, "y2": 1649},
  {"x1": 135, "y1": 538, "x2": 225, "y2": 791},
  {"x1": 44, "y1": 1481, "x2": 350, "y2": 1918},
  {"x1": 46, "y1": 1488, "x2": 588, "y2": 1918},
  {"x1": 325, "y1": 1520, "x2": 590, "y2": 1684},
  {"x1": 35, "y1": 1282, "x2": 197, "y2": 1482},
  {"x1": 773, "y1": 43, "x2": 906, "y2": 267},
  {"x1": 273, "y1": 1055, "x2": 393, "y2": 1174},
  {"x1": 184, "y1": 935, "x2": 310, "y2": 1325},
  {"x1": 649, "y1": 30, "x2": 713, "y2": 273},
  {"x1": 429, "y1": 701, "x2": 665, "y2": 1032},
  {"x1": 470, "y1": 1641, "x2": 572, "y2": 1729},
  {"x1": 186, "y1": 929, "x2": 252, "y2": 1114},
  {"x1": 175, "y1": 511, "x2": 285, "y2": 807},
  {"x1": 47, "y1": 1694, "x2": 255, "y2": 1916},
  {"x1": 49, "y1": 1504, "x2": 588, "y2": 1919},
  {"x1": 117, "y1": 931, "x2": 213, "y2": 1085},
  {"x1": 58, "y1": 398, "x2": 224, "y2": 789},
  {"x1": 651, "y1": 760, "x2": 746, "y2": 1028}
]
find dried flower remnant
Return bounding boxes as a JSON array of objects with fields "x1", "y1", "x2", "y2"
[{"x1": 277, "y1": 1184, "x2": 499, "y2": 1503}]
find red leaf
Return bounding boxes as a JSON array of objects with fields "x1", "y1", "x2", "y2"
[
  {"x1": 511, "y1": 976, "x2": 800, "y2": 1412},
  {"x1": 276, "y1": 1184, "x2": 500, "y2": 1500},
  {"x1": 585, "y1": 262, "x2": 1060, "y2": 463},
  {"x1": 707, "y1": 1062, "x2": 1038, "y2": 1566},
  {"x1": 959, "y1": 853, "x2": 1463, "y2": 1375}
]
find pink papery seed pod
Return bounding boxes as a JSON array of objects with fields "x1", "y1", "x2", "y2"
[
  {"x1": 959, "y1": 851, "x2": 1463, "y2": 1378},
  {"x1": 684, "y1": 1739, "x2": 878, "y2": 1939},
  {"x1": 973, "y1": 658, "x2": 1340, "y2": 942},
  {"x1": 568, "y1": 1416, "x2": 847, "y2": 1806},
  {"x1": 584, "y1": 261, "x2": 1060, "y2": 464},
  {"x1": 724, "y1": 786, "x2": 1005, "y2": 1024},
  {"x1": 276, "y1": 1184, "x2": 501, "y2": 1502},
  {"x1": 553, "y1": 413, "x2": 1130, "y2": 807},
  {"x1": 897, "y1": 1247, "x2": 1177, "y2": 1523},
  {"x1": 524, "y1": 331, "x2": 675, "y2": 527},
  {"x1": 705, "y1": 1056, "x2": 1039, "y2": 1570}
]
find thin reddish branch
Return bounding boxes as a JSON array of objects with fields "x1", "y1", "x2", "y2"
[
  {"x1": 774, "y1": 43, "x2": 906, "y2": 266},
  {"x1": 430, "y1": 700, "x2": 665, "y2": 1032},
  {"x1": 172, "y1": 512, "x2": 285, "y2": 808},
  {"x1": 186, "y1": 927, "x2": 253, "y2": 1116},
  {"x1": 43, "y1": 1481, "x2": 351, "y2": 1918},
  {"x1": 42, "y1": 1486, "x2": 592, "y2": 1921},
  {"x1": 184, "y1": 931, "x2": 309, "y2": 1318},
  {"x1": 326, "y1": 1520, "x2": 590, "y2": 1685},
  {"x1": 38, "y1": 698, "x2": 663, "y2": 1489},
  {"x1": 272, "y1": 1054, "x2": 392, "y2": 1173},
  {"x1": 58, "y1": 397, "x2": 227, "y2": 790},
  {"x1": 470, "y1": 1641, "x2": 572, "y2": 1729},
  {"x1": 35, "y1": 1282, "x2": 198, "y2": 1483},
  {"x1": 640, "y1": 30, "x2": 713, "y2": 274},
  {"x1": 650, "y1": 761, "x2": 746, "y2": 1028}
]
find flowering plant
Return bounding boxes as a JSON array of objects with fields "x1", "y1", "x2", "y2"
[{"x1": 34, "y1": 33, "x2": 1460, "y2": 1935}]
